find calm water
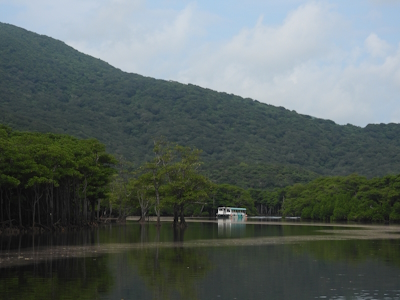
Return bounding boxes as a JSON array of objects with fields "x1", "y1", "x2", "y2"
[{"x1": 1, "y1": 220, "x2": 400, "y2": 300}]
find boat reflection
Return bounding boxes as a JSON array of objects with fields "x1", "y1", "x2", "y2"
[{"x1": 217, "y1": 218, "x2": 246, "y2": 237}]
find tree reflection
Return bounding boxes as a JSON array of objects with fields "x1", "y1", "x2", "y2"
[
  {"x1": 0, "y1": 255, "x2": 114, "y2": 300},
  {"x1": 173, "y1": 226, "x2": 186, "y2": 242},
  {"x1": 290, "y1": 239, "x2": 400, "y2": 268},
  {"x1": 129, "y1": 226, "x2": 212, "y2": 300}
]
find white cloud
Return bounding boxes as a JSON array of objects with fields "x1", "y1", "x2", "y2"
[
  {"x1": 2, "y1": 0, "x2": 218, "y2": 77},
  {"x1": 365, "y1": 33, "x2": 391, "y2": 57},
  {"x1": 189, "y1": 3, "x2": 340, "y2": 79},
  {"x1": 65, "y1": 2, "x2": 216, "y2": 77},
  {"x1": 174, "y1": 3, "x2": 400, "y2": 127}
]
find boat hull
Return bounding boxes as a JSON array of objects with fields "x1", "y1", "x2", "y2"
[{"x1": 216, "y1": 214, "x2": 230, "y2": 219}]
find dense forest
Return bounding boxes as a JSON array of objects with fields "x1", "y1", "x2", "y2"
[
  {"x1": 2, "y1": 22, "x2": 400, "y2": 190},
  {"x1": 102, "y1": 139, "x2": 259, "y2": 227},
  {"x1": 0, "y1": 124, "x2": 267, "y2": 232},
  {"x1": 2, "y1": 125, "x2": 400, "y2": 232},
  {"x1": 0, "y1": 126, "x2": 259, "y2": 230},
  {"x1": 280, "y1": 174, "x2": 400, "y2": 222},
  {"x1": 0, "y1": 125, "x2": 116, "y2": 230}
]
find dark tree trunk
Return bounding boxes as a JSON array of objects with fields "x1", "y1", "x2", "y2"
[
  {"x1": 45, "y1": 188, "x2": 50, "y2": 227},
  {"x1": 37, "y1": 194, "x2": 41, "y2": 226},
  {"x1": 173, "y1": 204, "x2": 179, "y2": 227},
  {"x1": 109, "y1": 200, "x2": 113, "y2": 218},
  {"x1": 49, "y1": 183, "x2": 54, "y2": 227},
  {"x1": 0, "y1": 189, "x2": 3, "y2": 225},
  {"x1": 17, "y1": 188, "x2": 22, "y2": 227},
  {"x1": 91, "y1": 200, "x2": 95, "y2": 222},
  {"x1": 179, "y1": 204, "x2": 187, "y2": 228},
  {"x1": 32, "y1": 198, "x2": 36, "y2": 229},
  {"x1": 83, "y1": 177, "x2": 88, "y2": 223},
  {"x1": 6, "y1": 190, "x2": 12, "y2": 227},
  {"x1": 61, "y1": 185, "x2": 66, "y2": 225},
  {"x1": 155, "y1": 188, "x2": 161, "y2": 226},
  {"x1": 139, "y1": 209, "x2": 147, "y2": 224},
  {"x1": 97, "y1": 199, "x2": 101, "y2": 221}
]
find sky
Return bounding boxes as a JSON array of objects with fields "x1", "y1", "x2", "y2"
[{"x1": 1, "y1": 0, "x2": 400, "y2": 127}]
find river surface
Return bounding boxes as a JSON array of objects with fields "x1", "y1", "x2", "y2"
[{"x1": 1, "y1": 219, "x2": 400, "y2": 300}]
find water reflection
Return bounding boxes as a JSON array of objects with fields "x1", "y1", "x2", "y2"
[
  {"x1": 0, "y1": 229, "x2": 100, "y2": 252},
  {"x1": 199, "y1": 244, "x2": 400, "y2": 300},
  {"x1": 173, "y1": 226, "x2": 186, "y2": 243},
  {"x1": 98, "y1": 225, "x2": 212, "y2": 299},
  {"x1": 290, "y1": 238, "x2": 400, "y2": 268},
  {"x1": 132, "y1": 247, "x2": 211, "y2": 299},
  {"x1": 0, "y1": 255, "x2": 113, "y2": 300},
  {"x1": 217, "y1": 219, "x2": 246, "y2": 237},
  {"x1": 1, "y1": 222, "x2": 400, "y2": 299}
]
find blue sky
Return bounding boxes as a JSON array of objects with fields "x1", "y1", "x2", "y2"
[{"x1": 1, "y1": 0, "x2": 400, "y2": 127}]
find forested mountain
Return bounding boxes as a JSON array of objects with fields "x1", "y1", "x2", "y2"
[{"x1": 1, "y1": 22, "x2": 400, "y2": 189}]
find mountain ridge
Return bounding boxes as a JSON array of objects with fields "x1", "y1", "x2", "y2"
[{"x1": 1, "y1": 22, "x2": 400, "y2": 189}]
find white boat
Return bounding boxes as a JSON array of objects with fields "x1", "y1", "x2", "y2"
[{"x1": 216, "y1": 207, "x2": 247, "y2": 219}]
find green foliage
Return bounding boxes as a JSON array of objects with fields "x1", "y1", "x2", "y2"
[
  {"x1": 389, "y1": 202, "x2": 400, "y2": 222},
  {"x1": 211, "y1": 184, "x2": 257, "y2": 215},
  {"x1": 0, "y1": 127, "x2": 116, "y2": 228},
  {"x1": 3, "y1": 23, "x2": 400, "y2": 224},
  {"x1": 281, "y1": 174, "x2": 400, "y2": 223},
  {"x1": 127, "y1": 141, "x2": 213, "y2": 225},
  {"x1": 2, "y1": 23, "x2": 400, "y2": 190},
  {"x1": 207, "y1": 162, "x2": 320, "y2": 189}
]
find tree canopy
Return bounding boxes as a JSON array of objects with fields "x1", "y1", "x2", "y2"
[
  {"x1": 280, "y1": 174, "x2": 400, "y2": 222},
  {"x1": 0, "y1": 125, "x2": 116, "y2": 229},
  {"x1": 128, "y1": 141, "x2": 213, "y2": 227}
]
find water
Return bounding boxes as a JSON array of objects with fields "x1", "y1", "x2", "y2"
[{"x1": 1, "y1": 220, "x2": 400, "y2": 300}]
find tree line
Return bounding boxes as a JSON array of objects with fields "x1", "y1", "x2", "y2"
[
  {"x1": 3, "y1": 124, "x2": 400, "y2": 233},
  {"x1": 109, "y1": 139, "x2": 258, "y2": 228},
  {"x1": 280, "y1": 174, "x2": 400, "y2": 222},
  {"x1": 0, "y1": 125, "x2": 116, "y2": 230},
  {"x1": 0, "y1": 126, "x2": 259, "y2": 231}
]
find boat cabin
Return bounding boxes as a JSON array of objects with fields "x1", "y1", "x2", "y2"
[{"x1": 217, "y1": 207, "x2": 247, "y2": 218}]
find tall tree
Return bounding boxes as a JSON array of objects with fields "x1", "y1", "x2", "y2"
[
  {"x1": 141, "y1": 140, "x2": 173, "y2": 226},
  {"x1": 128, "y1": 174, "x2": 155, "y2": 223},
  {"x1": 164, "y1": 145, "x2": 211, "y2": 227}
]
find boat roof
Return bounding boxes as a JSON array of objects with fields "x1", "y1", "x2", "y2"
[{"x1": 218, "y1": 207, "x2": 246, "y2": 210}]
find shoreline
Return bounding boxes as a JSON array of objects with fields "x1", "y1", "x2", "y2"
[
  {"x1": 1, "y1": 216, "x2": 399, "y2": 236},
  {"x1": 126, "y1": 216, "x2": 400, "y2": 231}
]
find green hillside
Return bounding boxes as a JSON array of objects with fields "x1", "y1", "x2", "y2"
[{"x1": 1, "y1": 22, "x2": 400, "y2": 189}]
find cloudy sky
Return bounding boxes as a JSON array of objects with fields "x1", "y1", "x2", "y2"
[{"x1": 1, "y1": 0, "x2": 400, "y2": 127}]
